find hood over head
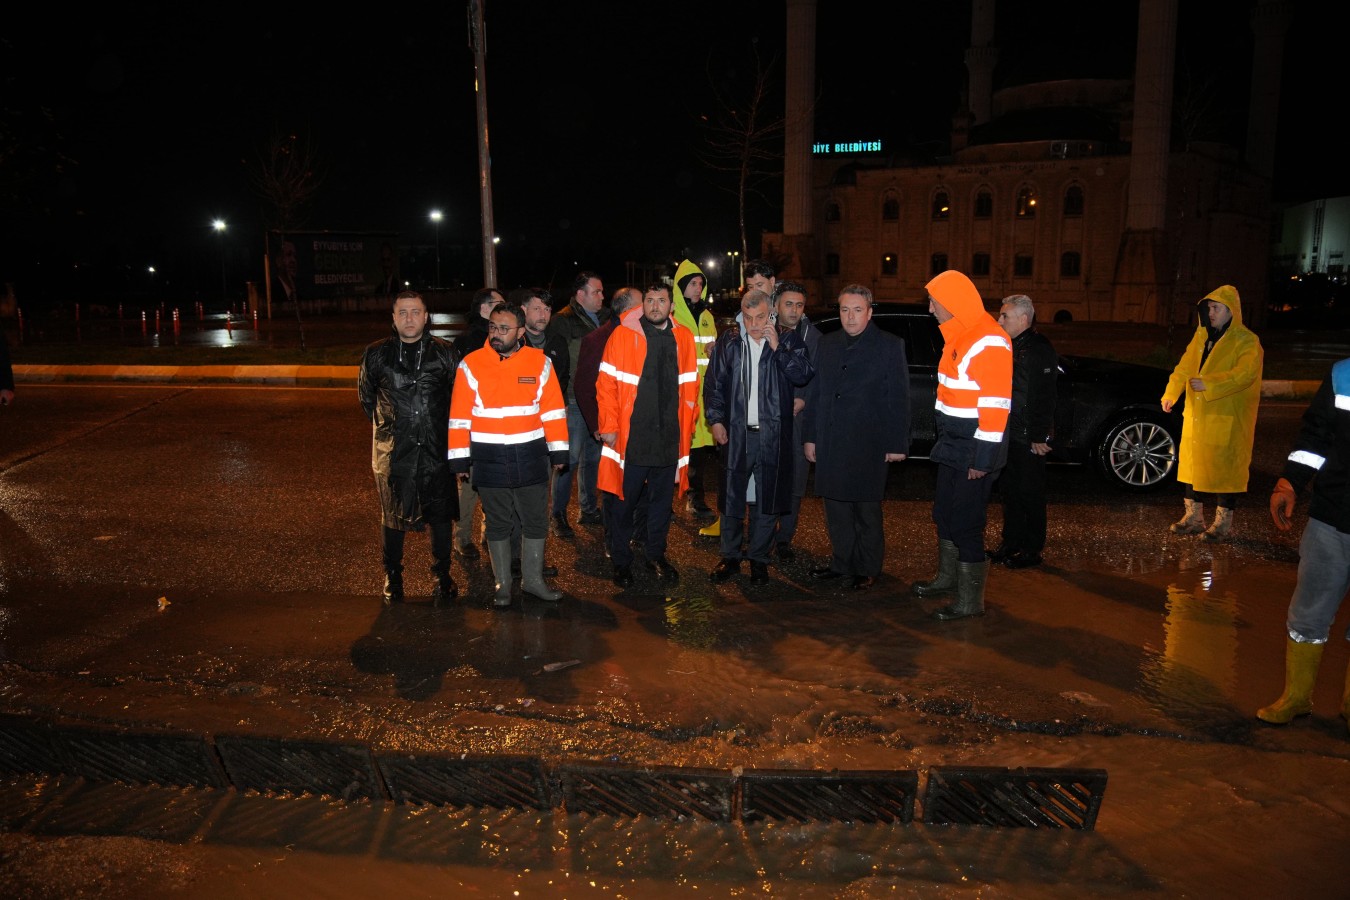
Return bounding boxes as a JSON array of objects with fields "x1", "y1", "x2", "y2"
[
  {"x1": 925, "y1": 270, "x2": 988, "y2": 328},
  {"x1": 1198, "y1": 284, "x2": 1244, "y2": 328},
  {"x1": 672, "y1": 258, "x2": 708, "y2": 332}
]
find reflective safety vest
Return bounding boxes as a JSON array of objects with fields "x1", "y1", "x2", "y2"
[
  {"x1": 596, "y1": 308, "x2": 699, "y2": 500},
  {"x1": 672, "y1": 258, "x2": 718, "y2": 448},
  {"x1": 448, "y1": 345, "x2": 568, "y2": 489}
]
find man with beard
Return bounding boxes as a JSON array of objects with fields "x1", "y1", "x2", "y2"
[
  {"x1": 767, "y1": 279, "x2": 821, "y2": 561},
  {"x1": 597, "y1": 283, "x2": 699, "y2": 588},
  {"x1": 547, "y1": 271, "x2": 609, "y2": 536},
  {"x1": 358, "y1": 290, "x2": 461, "y2": 606},
  {"x1": 449, "y1": 303, "x2": 569, "y2": 607},
  {"x1": 451, "y1": 287, "x2": 505, "y2": 561}
]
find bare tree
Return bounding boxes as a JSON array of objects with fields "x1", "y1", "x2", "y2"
[
  {"x1": 696, "y1": 38, "x2": 787, "y2": 272},
  {"x1": 247, "y1": 131, "x2": 324, "y2": 347}
]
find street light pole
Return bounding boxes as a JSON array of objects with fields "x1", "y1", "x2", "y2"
[
  {"x1": 429, "y1": 210, "x2": 443, "y2": 289},
  {"x1": 212, "y1": 219, "x2": 227, "y2": 305}
]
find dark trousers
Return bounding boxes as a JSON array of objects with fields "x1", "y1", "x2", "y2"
[
  {"x1": 609, "y1": 462, "x2": 675, "y2": 567},
  {"x1": 603, "y1": 482, "x2": 648, "y2": 552},
  {"x1": 773, "y1": 438, "x2": 809, "y2": 546},
  {"x1": 823, "y1": 498, "x2": 885, "y2": 577},
  {"x1": 479, "y1": 482, "x2": 549, "y2": 541},
  {"x1": 933, "y1": 463, "x2": 997, "y2": 563},
  {"x1": 1181, "y1": 483, "x2": 1239, "y2": 510},
  {"x1": 382, "y1": 522, "x2": 453, "y2": 573},
  {"x1": 719, "y1": 432, "x2": 778, "y2": 563},
  {"x1": 999, "y1": 441, "x2": 1048, "y2": 554}
]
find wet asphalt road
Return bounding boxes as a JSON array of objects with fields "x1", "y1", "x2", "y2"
[{"x1": 2, "y1": 383, "x2": 1350, "y2": 897}]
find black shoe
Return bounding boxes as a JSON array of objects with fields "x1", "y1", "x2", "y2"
[
  {"x1": 578, "y1": 509, "x2": 603, "y2": 525},
  {"x1": 382, "y1": 571, "x2": 404, "y2": 605},
  {"x1": 687, "y1": 499, "x2": 715, "y2": 519},
  {"x1": 432, "y1": 574, "x2": 458, "y2": 606},
  {"x1": 851, "y1": 575, "x2": 876, "y2": 591},
  {"x1": 709, "y1": 558, "x2": 741, "y2": 583},
  {"x1": 1005, "y1": 551, "x2": 1043, "y2": 570},
  {"x1": 551, "y1": 514, "x2": 575, "y2": 538},
  {"x1": 613, "y1": 564, "x2": 633, "y2": 588},
  {"x1": 646, "y1": 556, "x2": 679, "y2": 582},
  {"x1": 775, "y1": 543, "x2": 795, "y2": 562},
  {"x1": 987, "y1": 543, "x2": 1012, "y2": 563},
  {"x1": 750, "y1": 561, "x2": 770, "y2": 585},
  {"x1": 810, "y1": 565, "x2": 845, "y2": 580}
]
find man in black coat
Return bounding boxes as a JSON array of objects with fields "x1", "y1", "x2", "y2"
[
  {"x1": 358, "y1": 290, "x2": 461, "y2": 606},
  {"x1": 768, "y1": 280, "x2": 822, "y2": 561},
  {"x1": 990, "y1": 294, "x2": 1058, "y2": 569},
  {"x1": 704, "y1": 289, "x2": 815, "y2": 585},
  {"x1": 801, "y1": 284, "x2": 910, "y2": 591}
]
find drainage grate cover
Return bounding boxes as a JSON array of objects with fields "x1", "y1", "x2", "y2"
[
  {"x1": 922, "y1": 766, "x2": 1108, "y2": 829},
  {"x1": 558, "y1": 762, "x2": 735, "y2": 821},
  {"x1": 215, "y1": 735, "x2": 385, "y2": 802},
  {"x1": 56, "y1": 725, "x2": 226, "y2": 789},
  {"x1": 740, "y1": 769, "x2": 919, "y2": 823},
  {"x1": 0, "y1": 715, "x2": 60, "y2": 777},
  {"x1": 376, "y1": 752, "x2": 550, "y2": 811}
]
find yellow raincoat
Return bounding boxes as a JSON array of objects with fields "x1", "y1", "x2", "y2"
[
  {"x1": 1162, "y1": 285, "x2": 1263, "y2": 493},
  {"x1": 671, "y1": 258, "x2": 718, "y2": 449}
]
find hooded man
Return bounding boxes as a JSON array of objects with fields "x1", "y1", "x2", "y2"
[
  {"x1": 1161, "y1": 285, "x2": 1264, "y2": 541},
  {"x1": 912, "y1": 270, "x2": 1012, "y2": 620},
  {"x1": 671, "y1": 258, "x2": 719, "y2": 521}
]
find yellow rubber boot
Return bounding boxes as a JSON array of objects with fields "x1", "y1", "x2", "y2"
[
  {"x1": 1256, "y1": 638, "x2": 1324, "y2": 724},
  {"x1": 699, "y1": 518, "x2": 720, "y2": 537}
]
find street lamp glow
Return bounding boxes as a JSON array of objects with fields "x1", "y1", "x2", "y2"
[
  {"x1": 429, "y1": 210, "x2": 443, "y2": 289},
  {"x1": 212, "y1": 220, "x2": 227, "y2": 303},
  {"x1": 212, "y1": 219, "x2": 226, "y2": 233}
]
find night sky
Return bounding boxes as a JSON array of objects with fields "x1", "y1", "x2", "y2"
[{"x1": 0, "y1": 1, "x2": 1341, "y2": 303}]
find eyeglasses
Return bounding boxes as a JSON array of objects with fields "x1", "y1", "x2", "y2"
[{"x1": 488, "y1": 324, "x2": 520, "y2": 334}]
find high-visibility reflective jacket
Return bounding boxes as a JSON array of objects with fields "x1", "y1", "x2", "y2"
[
  {"x1": 448, "y1": 344, "x2": 568, "y2": 489},
  {"x1": 671, "y1": 258, "x2": 718, "y2": 448},
  {"x1": 596, "y1": 308, "x2": 699, "y2": 500},
  {"x1": 925, "y1": 270, "x2": 1013, "y2": 473}
]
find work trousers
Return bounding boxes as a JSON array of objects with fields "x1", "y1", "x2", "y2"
[
  {"x1": 480, "y1": 482, "x2": 549, "y2": 542},
  {"x1": 608, "y1": 462, "x2": 675, "y2": 568},
  {"x1": 933, "y1": 463, "x2": 997, "y2": 563},
  {"x1": 1287, "y1": 517, "x2": 1350, "y2": 644}
]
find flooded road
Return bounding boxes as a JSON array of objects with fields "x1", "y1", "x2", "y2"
[{"x1": 1, "y1": 384, "x2": 1348, "y2": 897}]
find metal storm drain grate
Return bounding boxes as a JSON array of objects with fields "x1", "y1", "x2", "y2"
[
  {"x1": 376, "y1": 752, "x2": 550, "y2": 811},
  {"x1": 214, "y1": 735, "x2": 384, "y2": 802},
  {"x1": 922, "y1": 766, "x2": 1108, "y2": 829},
  {"x1": 740, "y1": 769, "x2": 919, "y2": 824},
  {"x1": 57, "y1": 725, "x2": 226, "y2": 789},
  {"x1": 0, "y1": 715, "x2": 59, "y2": 777},
  {"x1": 559, "y1": 762, "x2": 735, "y2": 821}
]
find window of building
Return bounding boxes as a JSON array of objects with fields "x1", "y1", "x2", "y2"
[
  {"x1": 931, "y1": 252, "x2": 949, "y2": 275},
  {"x1": 1016, "y1": 186, "x2": 1037, "y2": 218},
  {"x1": 826, "y1": 201, "x2": 841, "y2": 223},
  {"x1": 882, "y1": 197, "x2": 899, "y2": 220},
  {"x1": 1060, "y1": 251, "x2": 1081, "y2": 277},
  {"x1": 881, "y1": 253, "x2": 898, "y2": 275},
  {"x1": 974, "y1": 190, "x2": 993, "y2": 218},
  {"x1": 1063, "y1": 185, "x2": 1084, "y2": 217},
  {"x1": 972, "y1": 252, "x2": 991, "y2": 276},
  {"x1": 1014, "y1": 253, "x2": 1034, "y2": 276},
  {"x1": 826, "y1": 253, "x2": 840, "y2": 275},
  {"x1": 931, "y1": 191, "x2": 950, "y2": 220}
]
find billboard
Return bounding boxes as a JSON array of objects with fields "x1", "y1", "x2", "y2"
[{"x1": 267, "y1": 231, "x2": 402, "y2": 303}]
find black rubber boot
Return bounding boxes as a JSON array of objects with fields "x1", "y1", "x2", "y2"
[
  {"x1": 382, "y1": 567, "x2": 404, "y2": 606},
  {"x1": 912, "y1": 540, "x2": 958, "y2": 597},
  {"x1": 932, "y1": 559, "x2": 988, "y2": 620}
]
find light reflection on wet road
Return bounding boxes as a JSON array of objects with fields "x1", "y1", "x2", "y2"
[{"x1": 1, "y1": 385, "x2": 1348, "y2": 897}]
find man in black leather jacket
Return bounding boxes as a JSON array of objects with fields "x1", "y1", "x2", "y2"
[{"x1": 358, "y1": 291, "x2": 462, "y2": 606}]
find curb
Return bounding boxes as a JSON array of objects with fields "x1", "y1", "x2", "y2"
[{"x1": 14, "y1": 366, "x2": 1322, "y2": 400}]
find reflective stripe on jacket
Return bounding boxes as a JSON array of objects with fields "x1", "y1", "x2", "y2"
[
  {"x1": 596, "y1": 308, "x2": 699, "y2": 500},
  {"x1": 671, "y1": 258, "x2": 718, "y2": 448}
]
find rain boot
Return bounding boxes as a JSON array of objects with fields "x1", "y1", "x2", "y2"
[
  {"x1": 1169, "y1": 498, "x2": 1205, "y2": 535},
  {"x1": 1256, "y1": 638, "x2": 1324, "y2": 724},
  {"x1": 932, "y1": 559, "x2": 988, "y2": 620},
  {"x1": 382, "y1": 566, "x2": 404, "y2": 606},
  {"x1": 487, "y1": 540, "x2": 514, "y2": 608},
  {"x1": 1202, "y1": 507, "x2": 1234, "y2": 543},
  {"x1": 521, "y1": 537, "x2": 562, "y2": 601},
  {"x1": 912, "y1": 539, "x2": 958, "y2": 597},
  {"x1": 431, "y1": 564, "x2": 457, "y2": 607},
  {"x1": 1342, "y1": 659, "x2": 1350, "y2": 736},
  {"x1": 699, "y1": 518, "x2": 721, "y2": 537}
]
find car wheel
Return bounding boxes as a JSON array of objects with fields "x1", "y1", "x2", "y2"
[{"x1": 1094, "y1": 413, "x2": 1178, "y2": 491}]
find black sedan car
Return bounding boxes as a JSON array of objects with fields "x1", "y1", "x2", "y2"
[{"x1": 811, "y1": 303, "x2": 1182, "y2": 491}]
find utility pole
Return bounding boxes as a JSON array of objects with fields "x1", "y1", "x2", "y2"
[{"x1": 469, "y1": 0, "x2": 498, "y2": 287}]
